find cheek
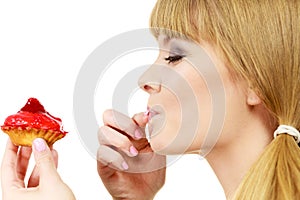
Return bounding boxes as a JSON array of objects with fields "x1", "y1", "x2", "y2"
[
  {"x1": 150, "y1": 70, "x2": 213, "y2": 154},
  {"x1": 188, "y1": 73, "x2": 213, "y2": 152},
  {"x1": 150, "y1": 88, "x2": 182, "y2": 154},
  {"x1": 214, "y1": 84, "x2": 248, "y2": 147}
]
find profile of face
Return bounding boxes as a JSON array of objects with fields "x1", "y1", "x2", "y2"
[{"x1": 138, "y1": 34, "x2": 255, "y2": 156}]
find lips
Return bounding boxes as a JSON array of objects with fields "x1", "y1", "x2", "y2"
[
  {"x1": 145, "y1": 105, "x2": 166, "y2": 140},
  {"x1": 146, "y1": 107, "x2": 159, "y2": 121}
]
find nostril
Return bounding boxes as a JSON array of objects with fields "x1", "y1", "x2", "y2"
[{"x1": 144, "y1": 85, "x2": 152, "y2": 91}]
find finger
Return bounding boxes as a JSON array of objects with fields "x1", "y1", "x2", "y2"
[
  {"x1": 97, "y1": 159, "x2": 115, "y2": 179},
  {"x1": 103, "y1": 109, "x2": 144, "y2": 140},
  {"x1": 97, "y1": 145, "x2": 129, "y2": 172},
  {"x1": 98, "y1": 126, "x2": 139, "y2": 157},
  {"x1": 27, "y1": 148, "x2": 59, "y2": 187},
  {"x1": 1, "y1": 139, "x2": 23, "y2": 190},
  {"x1": 132, "y1": 112, "x2": 149, "y2": 128},
  {"x1": 32, "y1": 138, "x2": 62, "y2": 188},
  {"x1": 16, "y1": 146, "x2": 32, "y2": 181},
  {"x1": 27, "y1": 165, "x2": 38, "y2": 187},
  {"x1": 51, "y1": 149, "x2": 59, "y2": 168}
]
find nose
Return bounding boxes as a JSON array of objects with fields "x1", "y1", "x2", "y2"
[{"x1": 138, "y1": 64, "x2": 161, "y2": 94}]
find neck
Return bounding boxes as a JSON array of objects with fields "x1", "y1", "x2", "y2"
[{"x1": 205, "y1": 118, "x2": 273, "y2": 199}]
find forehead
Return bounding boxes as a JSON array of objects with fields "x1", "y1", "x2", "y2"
[
  {"x1": 157, "y1": 34, "x2": 190, "y2": 46},
  {"x1": 156, "y1": 34, "x2": 200, "y2": 52},
  {"x1": 156, "y1": 30, "x2": 194, "y2": 43}
]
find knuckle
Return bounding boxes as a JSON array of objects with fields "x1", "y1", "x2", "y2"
[
  {"x1": 115, "y1": 139, "x2": 129, "y2": 149},
  {"x1": 36, "y1": 152, "x2": 52, "y2": 165},
  {"x1": 98, "y1": 126, "x2": 112, "y2": 144},
  {"x1": 98, "y1": 126, "x2": 131, "y2": 150},
  {"x1": 97, "y1": 128, "x2": 105, "y2": 144},
  {"x1": 97, "y1": 147, "x2": 111, "y2": 163},
  {"x1": 97, "y1": 146, "x2": 122, "y2": 165},
  {"x1": 102, "y1": 110, "x2": 138, "y2": 138},
  {"x1": 98, "y1": 126, "x2": 107, "y2": 137},
  {"x1": 102, "y1": 109, "x2": 114, "y2": 123},
  {"x1": 97, "y1": 147, "x2": 105, "y2": 160},
  {"x1": 132, "y1": 112, "x2": 143, "y2": 120},
  {"x1": 110, "y1": 156, "x2": 121, "y2": 164},
  {"x1": 98, "y1": 126, "x2": 112, "y2": 139}
]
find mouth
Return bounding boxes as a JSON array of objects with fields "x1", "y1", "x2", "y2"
[
  {"x1": 145, "y1": 107, "x2": 159, "y2": 141},
  {"x1": 146, "y1": 106, "x2": 160, "y2": 121},
  {"x1": 144, "y1": 105, "x2": 166, "y2": 141}
]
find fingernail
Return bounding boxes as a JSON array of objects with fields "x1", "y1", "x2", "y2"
[
  {"x1": 144, "y1": 110, "x2": 149, "y2": 116},
  {"x1": 33, "y1": 138, "x2": 46, "y2": 152},
  {"x1": 143, "y1": 111, "x2": 149, "y2": 120},
  {"x1": 130, "y1": 146, "x2": 138, "y2": 156},
  {"x1": 134, "y1": 129, "x2": 142, "y2": 139},
  {"x1": 122, "y1": 161, "x2": 129, "y2": 170}
]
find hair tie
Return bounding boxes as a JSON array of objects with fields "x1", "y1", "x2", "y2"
[{"x1": 274, "y1": 125, "x2": 300, "y2": 143}]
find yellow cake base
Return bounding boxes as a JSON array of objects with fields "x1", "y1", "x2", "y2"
[{"x1": 1, "y1": 127, "x2": 65, "y2": 146}]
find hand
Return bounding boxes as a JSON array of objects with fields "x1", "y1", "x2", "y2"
[
  {"x1": 97, "y1": 110, "x2": 166, "y2": 200},
  {"x1": 1, "y1": 138, "x2": 75, "y2": 200}
]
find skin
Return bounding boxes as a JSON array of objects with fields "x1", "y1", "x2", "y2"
[
  {"x1": 1, "y1": 138, "x2": 75, "y2": 200},
  {"x1": 98, "y1": 35, "x2": 275, "y2": 199},
  {"x1": 138, "y1": 35, "x2": 214, "y2": 154},
  {"x1": 97, "y1": 111, "x2": 166, "y2": 200}
]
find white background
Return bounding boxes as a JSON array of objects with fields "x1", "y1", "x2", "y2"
[{"x1": 0, "y1": 1, "x2": 225, "y2": 199}]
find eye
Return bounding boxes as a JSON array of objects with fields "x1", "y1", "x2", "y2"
[{"x1": 164, "y1": 55, "x2": 184, "y2": 64}]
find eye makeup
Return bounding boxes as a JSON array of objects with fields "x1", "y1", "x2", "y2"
[
  {"x1": 165, "y1": 55, "x2": 185, "y2": 64},
  {"x1": 159, "y1": 36, "x2": 192, "y2": 65},
  {"x1": 165, "y1": 45, "x2": 187, "y2": 64}
]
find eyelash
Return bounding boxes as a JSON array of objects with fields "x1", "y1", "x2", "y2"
[{"x1": 165, "y1": 55, "x2": 184, "y2": 64}]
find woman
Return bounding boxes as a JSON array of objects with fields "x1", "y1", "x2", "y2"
[
  {"x1": 2, "y1": 0, "x2": 299, "y2": 199},
  {"x1": 97, "y1": 0, "x2": 300, "y2": 199}
]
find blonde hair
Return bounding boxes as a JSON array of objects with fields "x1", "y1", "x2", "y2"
[{"x1": 150, "y1": 0, "x2": 300, "y2": 199}]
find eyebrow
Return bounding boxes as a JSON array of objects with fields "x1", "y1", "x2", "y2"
[
  {"x1": 170, "y1": 45, "x2": 186, "y2": 55},
  {"x1": 160, "y1": 34, "x2": 190, "y2": 46},
  {"x1": 158, "y1": 34, "x2": 171, "y2": 46},
  {"x1": 158, "y1": 35, "x2": 189, "y2": 54},
  {"x1": 163, "y1": 36, "x2": 171, "y2": 45}
]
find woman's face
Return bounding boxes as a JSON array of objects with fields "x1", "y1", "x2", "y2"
[{"x1": 138, "y1": 35, "x2": 248, "y2": 155}]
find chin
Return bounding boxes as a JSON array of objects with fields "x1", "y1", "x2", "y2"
[
  {"x1": 150, "y1": 137, "x2": 188, "y2": 155},
  {"x1": 149, "y1": 138, "x2": 166, "y2": 154}
]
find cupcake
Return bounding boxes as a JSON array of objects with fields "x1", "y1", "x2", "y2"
[{"x1": 1, "y1": 98, "x2": 67, "y2": 146}]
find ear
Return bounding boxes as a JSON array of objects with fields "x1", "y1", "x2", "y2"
[{"x1": 246, "y1": 87, "x2": 262, "y2": 106}]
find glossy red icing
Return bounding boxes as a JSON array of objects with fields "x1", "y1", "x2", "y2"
[
  {"x1": 20, "y1": 98, "x2": 46, "y2": 113},
  {"x1": 1, "y1": 98, "x2": 67, "y2": 134}
]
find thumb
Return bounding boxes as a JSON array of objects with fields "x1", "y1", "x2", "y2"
[{"x1": 32, "y1": 138, "x2": 62, "y2": 187}]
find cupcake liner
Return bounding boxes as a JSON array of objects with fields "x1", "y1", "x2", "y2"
[{"x1": 1, "y1": 126, "x2": 65, "y2": 146}]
